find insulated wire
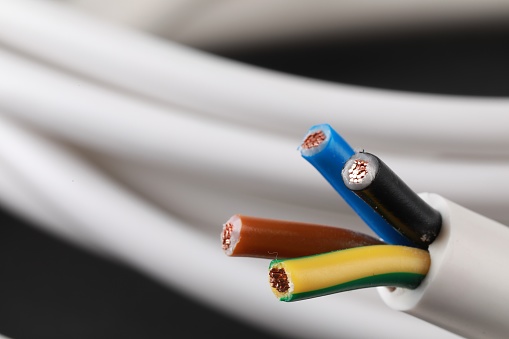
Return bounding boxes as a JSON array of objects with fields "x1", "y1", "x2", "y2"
[
  {"x1": 0, "y1": 113, "x2": 454, "y2": 339},
  {"x1": 269, "y1": 245, "x2": 430, "y2": 302},
  {"x1": 299, "y1": 123, "x2": 414, "y2": 246},
  {"x1": 221, "y1": 214, "x2": 384, "y2": 259},
  {"x1": 343, "y1": 152, "x2": 442, "y2": 248}
]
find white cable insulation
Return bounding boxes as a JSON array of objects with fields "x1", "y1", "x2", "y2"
[
  {"x1": 1, "y1": 0, "x2": 509, "y2": 155},
  {"x1": 0, "y1": 112, "x2": 462, "y2": 339},
  {"x1": 378, "y1": 193, "x2": 509, "y2": 339},
  {"x1": 163, "y1": 0, "x2": 509, "y2": 51}
]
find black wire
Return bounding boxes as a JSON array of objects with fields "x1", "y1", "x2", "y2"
[{"x1": 342, "y1": 152, "x2": 442, "y2": 248}]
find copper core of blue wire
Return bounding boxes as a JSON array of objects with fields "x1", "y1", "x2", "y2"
[{"x1": 301, "y1": 131, "x2": 326, "y2": 149}]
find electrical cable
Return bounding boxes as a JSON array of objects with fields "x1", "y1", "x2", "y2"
[
  {"x1": 342, "y1": 151, "x2": 442, "y2": 248},
  {"x1": 221, "y1": 214, "x2": 384, "y2": 259},
  {"x1": 269, "y1": 244, "x2": 430, "y2": 302},
  {"x1": 0, "y1": 113, "x2": 453, "y2": 339},
  {"x1": 299, "y1": 123, "x2": 414, "y2": 246},
  {"x1": 1, "y1": 1, "x2": 508, "y2": 338},
  {"x1": 378, "y1": 193, "x2": 509, "y2": 339}
]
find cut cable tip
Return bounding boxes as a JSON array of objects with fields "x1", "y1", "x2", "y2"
[
  {"x1": 221, "y1": 214, "x2": 241, "y2": 256},
  {"x1": 298, "y1": 124, "x2": 333, "y2": 156}
]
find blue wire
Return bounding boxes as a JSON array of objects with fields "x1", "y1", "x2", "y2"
[{"x1": 299, "y1": 123, "x2": 414, "y2": 246}]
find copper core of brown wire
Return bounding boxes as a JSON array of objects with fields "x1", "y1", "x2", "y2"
[
  {"x1": 301, "y1": 131, "x2": 326, "y2": 149},
  {"x1": 221, "y1": 222, "x2": 233, "y2": 251},
  {"x1": 348, "y1": 159, "x2": 368, "y2": 184},
  {"x1": 269, "y1": 267, "x2": 290, "y2": 293}
]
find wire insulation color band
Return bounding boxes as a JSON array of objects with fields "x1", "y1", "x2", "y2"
[{"x1": 269, "y1": 244, "x2": 430, "y2": 302}]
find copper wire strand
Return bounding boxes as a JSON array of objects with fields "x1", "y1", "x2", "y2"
[
  {"x1": 221, "y1": 222, "x2": 233, "y2": 251},
  {"x1": 348, "y1": 159, "x2": 369, "y2": 184},
  {"x1": 269, "y1": 267, "x2": 290, "y2": 293},
  {"x1": 301, "y1": 131, "x2": 326, "y2": 150}
]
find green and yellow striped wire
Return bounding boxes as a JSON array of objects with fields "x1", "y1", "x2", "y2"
[{"x1": 269, "y1": 245, "x2": 430, "y2": 302}]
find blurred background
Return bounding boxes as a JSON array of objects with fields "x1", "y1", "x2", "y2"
[{"x1": 1, "y1": 0, "x2": 509, "y2": 338}]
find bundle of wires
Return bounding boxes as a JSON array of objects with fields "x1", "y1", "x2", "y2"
[
  {"x1": 222, "y1": 123, "x2": 440, "y2": 302},
  {"x1": 299, "y1": 123, "x2": 442, "y2": 249},
  {"x1": 6, "y1": 1, "x2": 508, "y2": 338}
]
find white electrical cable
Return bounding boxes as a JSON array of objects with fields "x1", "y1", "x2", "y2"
[
  {"x1": 0, "y1": 114, "x2": 462, "y2": 339},
  {"x1": 379, "y1": 193, "x2": 509, "y2": 339},
  {"x1": 66, "y1": 0, "x2": 509, "y2": 51},
  {"x1": 1, "y1": 0, "x2": 509, "y2": 156}
]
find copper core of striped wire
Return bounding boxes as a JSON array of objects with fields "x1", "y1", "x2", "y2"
[
  {"x1": 269, "y1": 267, "x2": 290, "y2": 293},
  {"x1": 301, "y1": 131, "x2": 326, "y2": 149},
  {"x1": 348, "y1": 159, "x2": 368, "y2": 184},
  {"x1": 222, "y1": 222, "x2": 233, "y2": 251}
]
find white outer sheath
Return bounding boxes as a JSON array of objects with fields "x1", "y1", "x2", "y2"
[{"x1": 378, "y1": 193, "x2": 509, "y2": 339}]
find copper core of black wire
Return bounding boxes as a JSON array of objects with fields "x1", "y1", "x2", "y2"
[
  {"x1": 301, "y1": 131, "x2": 326, "y2": 149},
  {"x1": 342, "y1": 152, "x2": 442, "y2": 248},
  {"x1": 221, "y1": 222, "x2": 233, "y2": 251},
  {"x1": 348, "y1": 159, "x2": 369, "y2": 184},
  {"x1": 269, "y1": 267, "x2": 290, "y2": 293}
]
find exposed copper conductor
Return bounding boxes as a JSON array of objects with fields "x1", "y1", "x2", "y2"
[
  {"x1": 301, "y1": 131, "x2": 326, "y2": 150},
  {"x1": 221, "y1": 222, "x2": 233, "y2": 251},
  {"x1": 269, "y1": 267, "x2": 290, "y2": 293},
  {"x1": 348, "y1": 159, "x2": 368, "y2": 184}
]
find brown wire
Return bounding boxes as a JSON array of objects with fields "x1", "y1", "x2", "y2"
[{"x1": 221, "y1": 214, "x2": 384, "y2": 259}]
